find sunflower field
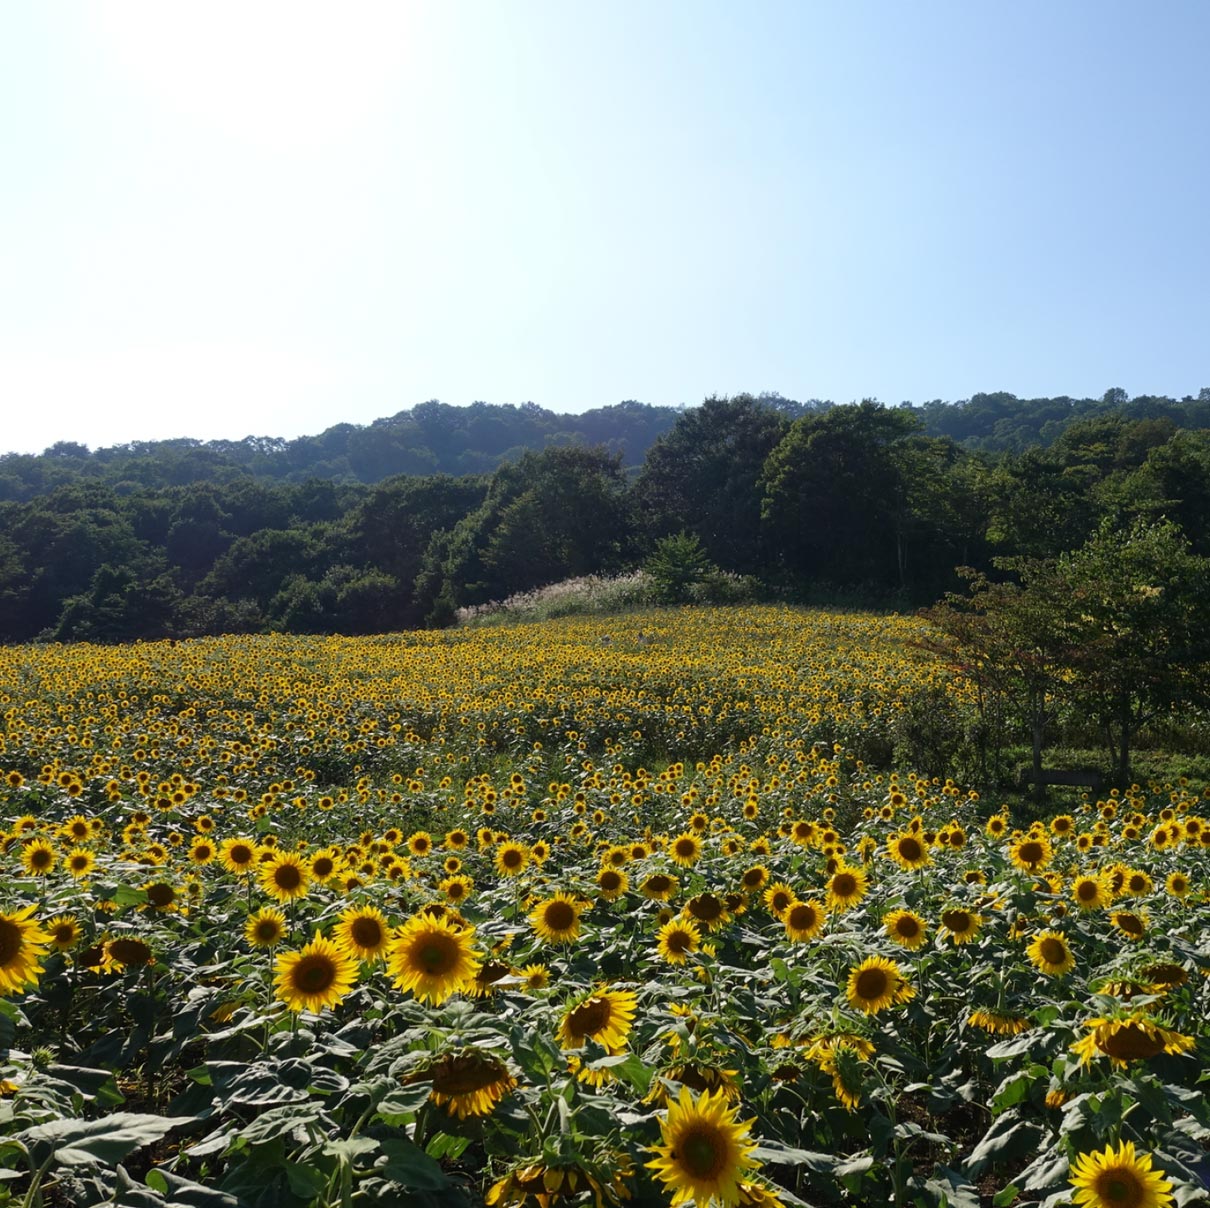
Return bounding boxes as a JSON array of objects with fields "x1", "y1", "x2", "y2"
[{"x1": 0, "y1": 606, "x2": 1207, "y2": 1208}]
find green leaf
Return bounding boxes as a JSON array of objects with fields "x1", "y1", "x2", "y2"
[
  {"x1": 378, "y1": 1137, "x2": 451, "y2": 1191},
  {"x1": 20, "y1": 1112, "x2": 192, "y2": 1168}
]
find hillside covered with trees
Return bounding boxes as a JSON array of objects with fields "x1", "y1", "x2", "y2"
[{"x1": 2, "y1": 388, "x2": 1210, "y2": 644}]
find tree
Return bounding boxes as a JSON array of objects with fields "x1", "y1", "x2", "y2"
[{"x1": 644, "y1": 533, "x2": 713, "y2": 604}]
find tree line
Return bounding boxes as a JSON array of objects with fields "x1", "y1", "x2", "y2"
[{"x1": 4, "y1": 392, "x2": 1210, "y2": 645}]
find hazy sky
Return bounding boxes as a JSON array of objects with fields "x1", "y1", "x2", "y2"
[{"x1": 2, "y1": 2, "x2": 1207, "y2": 455}]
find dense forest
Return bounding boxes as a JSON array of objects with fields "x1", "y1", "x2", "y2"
[{"x1": 2, "y1": 387, "x2": 1210, "y2": 643}]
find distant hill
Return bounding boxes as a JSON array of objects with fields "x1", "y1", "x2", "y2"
[{"x1": 0, "y1": 399, "x2": 683, "y2": 502}]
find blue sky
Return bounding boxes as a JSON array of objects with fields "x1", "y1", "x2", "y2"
[{"x1": 1, "y1": 2, "x2": 1207, "y2": 454}]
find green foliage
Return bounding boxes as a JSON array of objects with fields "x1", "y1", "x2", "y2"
[{"x1": 644, "y1": 532, "x2": 712, "y2": 604}]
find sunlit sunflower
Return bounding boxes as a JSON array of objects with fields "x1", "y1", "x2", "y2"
[
  {"x1": 332, "y1": 905, "x2": 392, "y2": 963},
  {"x1": 1069, "y1": 1139, "x2": 1173, "y2": 1208},
  {"x1": 259, "y1": 852, "x2": 310, "y2": 903},
  {"x1": 739, "y1": 865, "x2": 770, "y2": 894},
  {"x1": 388, "y1": 913, "x2": 481, "y2": 1005},
  {"x1": 219, "y1": 837, "x2": 259, "y2": 876},
  {"x1": 439, "y1": 874, "x2": 474, "y2": 905},
  {"x1": 407, "y1": 831, "x2": 434, "y2": 858},
  {"x1": 1072, "y1": 873, "x2": 1113, "y2": 911},
  {"x1": 22, "y1": 838, "x2": 57, "y2": 877},
  {"x1": 528, "y1": 892, "x2": 584, "y2": 944},
  {"x1": 668, "y1": 832, "x2": 703, "y2": 868},
  {"x1": 1008, "y1": 834, "x2": 1053, "y2": 872},
  {"x1": 645, "y1": 1086, "x2": 759, "y2": 1208},
  {"x1": 1026, "y1": 930, "x2": 1075, "y2": 976},
  {"x1": 274, "y1": 934, "x2": 358, "y2": 1014},
  {"x1": 44, "y1": 914, "x2": 81, "y2": 952},
  {"x1": 825, "y1": 867, "x2": 868, "y2": 912},
  {"x1": 596, "y1": 867, "x2": 629, "y2": 901},
  {"x1": 762, "y1": 882, "x2": 795, "y2": 919},
  {"x1": 426, "y1": 1048, "x2": 518, "y2": 1119},
  {"x1": 939, "y1": 908, "x2": 983, "y2": 945},
  {"x1": 245, "y1": 907, "x2": 288, "y2": 948},
  {"x1": 883, "y1": 909, "x2": 928, "y2": 949},
  {"x1": 308, "y1": 847, "x2": 342, "y2": 883},
  {"x1": 558, "y1": 987, "x2": 637, "y2": 1051},
  {"x1": 1164, "y1": 871, "x2": 1191, "y2": 899},
  {"x1": 641, "y1": 872, "x2": 679, "y2": 902},
  {"x1": 1122, "y1": 869, "x2": 1153, "y2": 896},
  {"x1": 517, "y1": 963, "x2": 550, "y2": 991},
  {"x1": 1070, "y1": 1013, "x2": 1195, "y2": 1068},
  {"x1": 494, "y1": 842, "x2": 529, "y2": 877},
  {"x1": 0, "y1": 906, "x2": 50, "y2": 995},
  {"x1": 656, "y1": 917, "x2": 701, "y2": 965},
  {"x1": 783, "y1": 899, "x2": 825, "y2": 942},
  {"x1": 887, "y1": 831, "x2": 930, "y2": 870},
  {"x1": 845, "y1": 956, "x2": 913, "y2": 1014},
  {"x1": 685, "y1": 893, "x2": 730, "y2": 932}
]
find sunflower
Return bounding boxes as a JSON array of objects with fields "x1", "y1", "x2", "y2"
[
  {"x1": 1069, "y1": 1139, "x2": 1173, "y2": 1208},
  {"x1": 1026, "y1": 930, "x2": 1075, "y2": 976},
  {"x1": 845, "y1": 956, "x2": 913, "y2": 1014},
  {"x1": 645, "y1": 1086, "x2": 759, "y2": 1208},
  {"x1": 426, "y1": 1048, "x2": 517, "y2": 1119},
  {"x1": 219, "y1": 837, "x2": 259, "y2": 876},
  {"x1": 1072, "y1": 873, "x2": 1113, "y2": 911},
  {"x1": 22, "y1": 838, "x2": 57, "y2": 876},
  {"x1": 142, "y1": 881, "x2": 179, "y2": 913},
  {"x1": 968, "y1": 1009, "x2": 1031, "y2": 1035},
  {"x1": 1070, "y1": 1014, "x2": 1195, "y2": 1068},
  {"x1": 439, "y1": 874, "x2": 474, "y2": 905},
  {"x1": 596, "y1": 867, "x2": 629, "y2": 901},
  {"x1": 332, "y1": 905, "x2": 392, "y2": 963},
  {"x1": 668, "y1": 832, "x2": 703, "y2": 868},
  {"x1": 1123, "y1": 869, "x2": 1153, "y2": 896},
  {"x1": 528, "y1": 892, "x2": 584, "y2": 944},
  {"x1": 783, "y1": 899, "x2": 825, "y2": 942},
  {"x1": 494, "y1": 842, "x2": 529, "y2": 877},
  {"x1": 258, "y1": 852, "x2": 310, "y2": 903},
  {"x1": 1165, "y1": 871, "x2": 1191, "y2": 899},
  {"x1": 45, "y1": 914, "x2": 81, "y2": 952},
  {"x1": 739, "y1": 865, "x2": 770, "y2": 894},
  {"x1": 762, "y1": 882, "x2": 795, "y2": 919},
  {"x1": 308, "y1": 847, "x2": 342, "y2": 882},
  {"x1": 939, "y1": 908, "x2": 983, "y2": 945},
  {"x1": 245, "y1": 907, "x2": 288, "y2": 948},
  {"x1": 825, "y1": 866, "x2": 868, "y2": 912},
  {"x1": 685, "y1": 893, "x2": 730, "y2": 932},
  {"x1": 641, "y1": 872, "x2": 679, "y2": 902},
  {"x1": 388, "y1": 913, "x2": 481, "y2": 1005},
  {"x1": 887, "y1": 831, "x2": 930, "y2": 870},
  {"x1": 883, "y1": 908, "x2": 927, "y2": 950},
  {"x1": 0, "y1": 906, "x2": 50, "y2": 995},
  {"x1": 1111, "y1": 910, "x2": 1148, "y2": 941},
  {"x1": 1008, "y1": 834, "x2": 1053, "y2": 872},
  {"x1": 407, "y1": 831, "x2": 434, "y2": 858},
  {"x1": 517, "y1": 963, "x2": 550, "y2": 991},
  {"x1": 274, "y1": 934, "x2": 358, "y2": 1014},
  {"x1": 101, "y1": 936, "x2": 154, "y2": 972},
  {"x1": 558, "y1": 987, "x2": 637, "y2": 1051},
  {"x1": 656, "y1": 917, "x2": 701, "y2": 965}
]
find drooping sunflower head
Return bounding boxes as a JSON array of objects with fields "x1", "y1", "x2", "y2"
[
  {"x1": 645, "y1": 1086, "x2": 759, "y2": 1208},
  {"x1": 388, "y1": 913, "x2": 481, "y2": 1005},
  {"x1": 426, "y1": 1049, "x2": 518, "y2": 1119},
  {"x1": 685, "y1": 893, "x2": 729, "y2": 931},
  {"x1": 558, "y1": 987, "x2": 637, "y2": 1052},
  {"x1": 273, "y1": 934, "x2": 358, "y2": 1014}
]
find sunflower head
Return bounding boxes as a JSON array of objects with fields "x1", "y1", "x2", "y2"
[
  {"x1": 1069, "y1": 1139, "x2": 1173, "y2": 1208},
  {"x1": 558, "y1": 987, "x2": 637, "y2": 1052},
  {"x1": 845, "y1": 956, "x2": 913, "y2": 1015},
  {"x1": 388, "y1": 913, "x2": 481, "y2": 1005},
  {"x1": 274, "y1": 934, "x2": 358, "y2": 1014}
]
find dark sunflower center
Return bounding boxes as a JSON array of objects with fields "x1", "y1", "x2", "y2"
[
  {"x1": 855, "y1": 969, "x2": 889, "y2": 1000},
  {"x1": 351, "y1": 918, "x2": 383, "y2": 948},
  {"x1": 788, "y1": 904, "x2": 818, "y2": 930},
  {"x1": 255, "y1": 921, "x2": 280, "y2": 942},
  {"x1": 665, "y1": 928, "x2": 693, "y2": 953},
  {"x1": 896, "y1": 916, "x2": 920, "y2": 937},
  {"x1": 0, "y1": 919, "x2": 21, "y2": 964},
  {"x1": 447, "y1": 882, "x2": 466, "y2": 899},
  {"x1": 689, "y1": 894, "x2": 723, "y2": 921},
  {"x1": 678, "y1": 1127, "x2": 725, "y2": 1179},
  {"x1": 312, "y1": 857, "x2": 334, "y2": 877},
  {"x1": 567, "y1": 997, "x2": 611, "y2": 1038},
  {"x1": 1039, "y1": 938, "x2": 1067, "y2": 965},
  {"x1": 832, "y1": 874, "x2": 857, "y2": 897},
  {"x1": 274, "y1": 864, "x2": 302, "y2": 890},
  {"x1": 1099, "y1": 1024, "x2": 1163, "y2": 1061},
  {"x1": 1117, "y1": 914, "x2": 1144, "y2": 936},
  {"x1": 771, "y1": 891, "x2": 792, "y2": 912},
  {"x1": 600, "y1": 871, "x2": 623, "y2": 891},
  {"x1": 942, "y1": 910, "x2": 972, "y2": 932},
  {"x1": 1077, "y1": 881, "x2": 1098, "y2": 901},
  {"x1": 30, "y1": 848, "x2": 53, "y2": 868},
  {"x1": 502, "y1": 849, "x2": 522, "y2": 867},
  {"x1": 647, "y1": 875, "x2": 672, "y2": 894},
  {"x1": 146, "y1": 884, "x2": 175, "y2": 907},
  {"x1": 742, "y1": 869, "x2": 764, "y2": 887},
  {"x1": 1019, "y1": 842, "x2": 1043, "y2": 864},
  {"x1": 544, "y1": 901, "x2": 576, "y2": 931},
  {"x1": 431, "y1": 1054, "x2": 504, "y2": 1095},
  {"x1": 1094, "y1": 1168, "x2": 1143, "y2": 1205},
  {"x1": 1128, "y1": 876, "x2": 1147, "y2": 892},
  {"x1": 898, "y1": 838, "x2": 923, "y2": 862},
  {"x1": 107, "y1": 938, "x2": 152, "y2": 966},
  {"x1": 419, "y1": 936, "x2": 457, "y2": 973},
  {"x1": 294, "y1": 955, "x2": 335, "y2": 993}
]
